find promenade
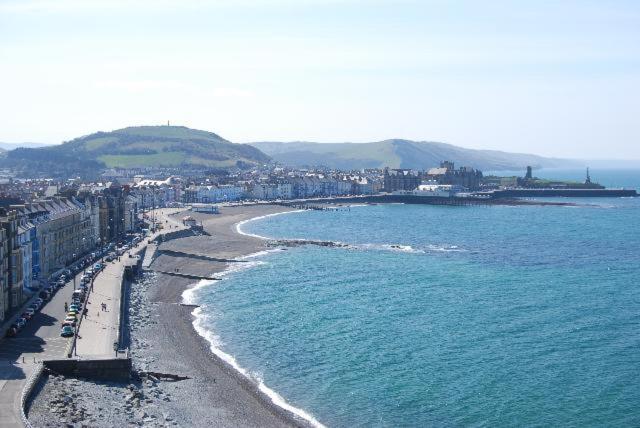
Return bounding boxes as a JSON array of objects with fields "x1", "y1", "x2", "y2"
[
  {"x1": 0, "y1": 207, "x2": 186, "y2": 427},
  {"x1": 73, "y1": 255, "x2": 136, "y2": 357},
  {"x1": 75, "y1": 207, "x2": 187, "y2": 358}
]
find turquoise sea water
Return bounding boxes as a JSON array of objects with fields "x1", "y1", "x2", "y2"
[{"x1": 188, "y1": 169, "x2": 640, "y2": 427}]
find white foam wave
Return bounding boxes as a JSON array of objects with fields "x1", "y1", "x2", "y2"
[
  {"x1": 181, "y1": 250, "x2": 283, "y2": 304},
  {"x1": 191, "y1": 307, "x2": 326, "y2": 428},
  {"x1": 181, "y1": 278, "x2": 217, "y2": 305},
  {"x1": 351, "y1": 243, "x2": 465, "y2": 254},
  {"x1": 354, "y1": 243, "x2": 425, "y2": 253},
  {"x1": 236, "y1": 210, "x2": 305, "y2": 240},
  {"x1": 182, "y1": 247, "x2": 325, "y2": 427},
  {"x1": 425, "y1": 244, "x2": 466, "y2": 253}
]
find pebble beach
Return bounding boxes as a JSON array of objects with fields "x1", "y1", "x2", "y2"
[{"x1": 27, "y1": 204, "x2": 314, "y2": 428}]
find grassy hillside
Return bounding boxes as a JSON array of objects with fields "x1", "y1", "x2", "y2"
[
  {"x1": 251, "y1": 139, "x2": 578, "y2": 170},
  {"x1": 1, "y1": 126, "x2": 270, "y2": 176}
]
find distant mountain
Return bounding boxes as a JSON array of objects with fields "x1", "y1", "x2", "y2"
[
  {"x1": 0, "y1": 126, "x2": 270, "y2": 177},
  {"x1": 251, "y1": 140, "x2": 579, "y2": 171},
  {"x1": 0, "y1": 142, "x2": 49, "y2": 151}
]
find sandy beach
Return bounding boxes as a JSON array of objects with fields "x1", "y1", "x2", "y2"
[{"x1": 28, "y1": 204, "x2": 317, "y2": 428}]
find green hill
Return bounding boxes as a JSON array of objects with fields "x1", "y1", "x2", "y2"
[
  {"x1": 251, "y1": 139, "x2": 579, "y2": 170},
  {"x1": 1, "y1": 126, "x2": 270, "y2": 176}
]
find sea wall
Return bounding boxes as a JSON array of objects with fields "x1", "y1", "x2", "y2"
[
  {"x1": 43, "y1": 358, "x2": 132, "y2": 382},
  {"x1": 491, "y1": 188, "x2": 638, "y2": 197}
]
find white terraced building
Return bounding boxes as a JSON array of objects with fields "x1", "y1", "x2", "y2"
[{"x1": 183, "y1": 185, "x2": 245, "y2": 203}]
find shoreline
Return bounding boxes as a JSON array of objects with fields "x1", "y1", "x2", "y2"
[
  {"x1": 26, "y1": 204, "x2": 320, "y2": 428},
  {"x1": 148, "y1": 204, "x2": 321, "y2": 427},
  {"x1": 180, "y1": 207, "x2": 326, "y2": 427}
]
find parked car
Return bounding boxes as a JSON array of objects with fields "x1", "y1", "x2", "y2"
[
  {"x1": 16, "y1": 318, "x2": 27, "y2": 329},
  {"x1": 21, "y1": 312, "x2": 33, "y2": 320},
  {"x1": 5, "y1": 327, "x2": 18, "y2": 338},
  {"x1": 34, "y1": 298, "x2": 44, "y2": 307},
  {"x1": 60, "y1": 325, "x2": 75, "y2": 337},
  {"x1": 64, "y1": 316, "x2": 77, "y2": 326}
]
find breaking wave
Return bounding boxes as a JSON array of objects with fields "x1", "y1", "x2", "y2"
[{"x1": 182, "y1": 246, "x2": 325, "y2": 427}]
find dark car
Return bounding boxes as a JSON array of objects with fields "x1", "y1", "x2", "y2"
[
  {"x1": 5, "y1": 327, "x2": 18, "y2": 338},
  {"x1": 60, "y1": 325, "x2": 75, "y2": 337}
]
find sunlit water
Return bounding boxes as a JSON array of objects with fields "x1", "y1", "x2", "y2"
[{"x1": 186, "y1": 169, "x2": 640, "y2": 427}]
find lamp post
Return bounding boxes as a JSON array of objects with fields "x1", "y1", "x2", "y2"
[{"x1": 72, "y1": 253, "x2": 77, "y2": 290}]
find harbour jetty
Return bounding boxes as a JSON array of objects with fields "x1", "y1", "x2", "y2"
[
  {"x1": 275, "y1": 186, "x2": 637, "y2": 208},
  {"x1": 277, "y1": 194, "x2": 579, "y2": 207},
  {"x1": 482, "y1": 188, "x2": 638, "y2": 198}
]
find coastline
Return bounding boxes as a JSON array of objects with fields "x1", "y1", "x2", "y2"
[
  {"x1": 26, "y1": 204, "x2": 320, "y2": 428},
  {"x1": 145, "y1": 204, "x2": 321, "y2": 427}
]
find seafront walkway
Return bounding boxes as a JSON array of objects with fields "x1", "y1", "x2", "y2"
[
  {"x1": 73, "y1": 256, "x2": 137, "y2": 357},
  {"x1": 76, "y1": 208, "x2": 187, "y2": 357},
  {"x1": 0, "y1": 207, "x2": 187, "y2": 427}
]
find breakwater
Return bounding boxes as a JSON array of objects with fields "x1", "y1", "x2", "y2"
[
  {"x1": 276, "y1": 187, "x2": 637, "y2": 208},
  {"x1": 488, "y1": 188, "x2": 638, "y2": 198},
  {"x1": 278, "y1": 194, "x2": 578, "y2": 207}
]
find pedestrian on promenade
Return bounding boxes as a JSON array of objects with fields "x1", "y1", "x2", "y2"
[{"x1": 64, "y1": 302, "x2": 68, "y2": 312}]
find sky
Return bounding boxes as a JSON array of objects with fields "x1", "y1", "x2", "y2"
[{"x1": 1, "y1": 0, "x2": 639, "y2": 159}]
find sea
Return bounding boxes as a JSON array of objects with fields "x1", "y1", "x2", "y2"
[{"x1": 184, "y1": 169, "x2": 640, "y2": 427}]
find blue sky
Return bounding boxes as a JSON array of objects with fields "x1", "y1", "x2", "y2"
[{"x1": 1, "y1": 0, "x2": 639, "y2": 158}]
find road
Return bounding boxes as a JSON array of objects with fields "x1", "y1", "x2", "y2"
[
  {"x1": 0, "y1": 268, "x2": 84, "y2": 427},
  {"x1": 0, "y1": 207, "x2": 188, "y2": 427}
]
